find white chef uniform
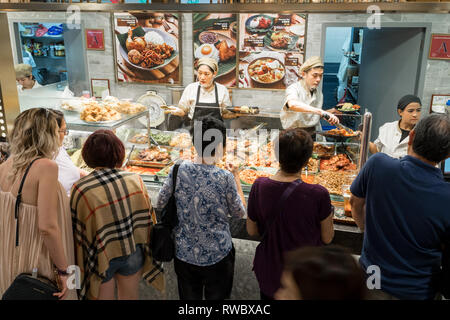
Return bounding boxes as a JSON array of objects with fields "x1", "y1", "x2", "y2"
[
  {"x1": 280, "y1": 79, "x2": 323, "y2": 130},
  {"x1": 373, "y1": 121, "x2": 410, "y2": 159},
  {"x1": 178, "y1": 82, "x2": 231, "y2": 120}
]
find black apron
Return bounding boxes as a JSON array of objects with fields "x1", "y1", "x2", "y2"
[{"x1": 191, "y1": 83, "x2": 223, "y2": 125}]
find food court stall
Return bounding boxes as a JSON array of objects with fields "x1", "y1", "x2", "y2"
[
  {"x1": 56, "y1": 91, "x2": 371, "y2": 251},
  {"x1": 4, "y1": 2, "x2": 445, "y2": 255}
]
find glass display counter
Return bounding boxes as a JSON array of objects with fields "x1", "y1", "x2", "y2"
[{"x1": 60, "y1": 98, "x2": 370, "y2": 229}]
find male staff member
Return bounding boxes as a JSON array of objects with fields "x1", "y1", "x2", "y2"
[
  {"x1": 281, "y1": 56, "x2": 339, "y2": 135},
  {"x1": 15, "y1": 64, "x2": 42, "y2": 92},
  {"x1": 351, "y1": 114, "x2": 450, "y2": 300}
]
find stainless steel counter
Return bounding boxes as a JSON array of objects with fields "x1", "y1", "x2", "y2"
[{"x1": 146, "y1": 181, "x2": 364, "y2": 255}]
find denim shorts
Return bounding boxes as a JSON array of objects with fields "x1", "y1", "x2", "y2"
[{"x1": 102, "y1": 245, "x2": 145, "y2": 283}]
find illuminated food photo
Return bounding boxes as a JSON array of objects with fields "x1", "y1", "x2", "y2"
[{"x1": 248, "y1": 58, "x2": 285, "y2": 84}]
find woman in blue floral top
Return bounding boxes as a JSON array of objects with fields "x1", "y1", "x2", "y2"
[{"x1": 157, "y1": 116, "x2": 246, "y2": 300}]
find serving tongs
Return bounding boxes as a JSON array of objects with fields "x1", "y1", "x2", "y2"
[
  {"x1": 243, "y1": 122, "x2": 267, "y2": 137},
  {"x1": 321, "y1": 113, "x2": 353, "y2": 134},
  {"x1": 334, "y1": 122, "x2": 354, "y2": 134},
  {"x1": 148, "y1": 132, "x2": 163, "y2": 152},
  {"x1": 148, "y1": 133, "x2": 159, "y2": 147},
  {"x1": 123, "y1": 145, "x2": 135, "y2": 168}
]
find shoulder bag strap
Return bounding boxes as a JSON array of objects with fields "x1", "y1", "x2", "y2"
[
  {"x1": 15, "y1": 158, "x2": 40, "y2": 247},
  {"x1": 260, "y1": 179, "x2": 302, "y2": 242},
  {"x1": 172, "y1": 162, "x2": 180, "y2": 193},
  {"x1": 163, "y1": 162, "x2": 180, "y2": 229}
]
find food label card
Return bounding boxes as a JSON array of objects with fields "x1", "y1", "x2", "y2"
[
  {"x1": 244, "y1": 38, "x2": 264, "y2": 48},
  {"x1": 213, "y1": 22, "x2": 230, "y2": 31},
  {"x1": 285, "y1": 57, "x2": 299, "y2": 67}
]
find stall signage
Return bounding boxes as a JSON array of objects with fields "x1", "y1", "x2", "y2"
[{"x1": 429, "y1": 34, "x2": 450, "y2": 60}]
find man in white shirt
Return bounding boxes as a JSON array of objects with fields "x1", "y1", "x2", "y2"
[
  {"x1": 281, "y1": 56, "x2": 339, "y2": 134},
  {"x1": 15, "y1": 63, "x2": 42, "y2": 92}
]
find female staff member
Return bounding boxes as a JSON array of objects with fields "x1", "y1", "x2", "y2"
[
  {"x1": 15, "y1": 64, "x2": 42, "y2": 92},
  {"x1": 166, "y1": 58, "x2": 236, "y2": 125},
  {"x1": 369, "y1": 94, "x2": 422, "y2": 159},
  {"x1": 281, "y1": 56, "x2": 339, "y2": 135}
]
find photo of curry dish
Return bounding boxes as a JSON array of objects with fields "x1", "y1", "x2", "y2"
[{"x1": 248, "y1": 58, "x2": 285, "y2": 84}]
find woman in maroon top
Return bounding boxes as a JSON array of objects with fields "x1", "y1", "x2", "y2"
[{"x1": 246, "y1": 128, "x2": 334, "y2": 300}]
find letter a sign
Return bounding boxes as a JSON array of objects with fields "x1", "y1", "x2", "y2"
[{"x1": 429, "y1": 34, "x2": 450, "y2": 60}]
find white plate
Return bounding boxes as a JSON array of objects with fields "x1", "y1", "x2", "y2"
[{"x1": 120, "y1": 28, "x2": 178, "y2": 72}]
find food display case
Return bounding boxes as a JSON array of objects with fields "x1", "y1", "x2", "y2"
[
  {"x1": 60, "y1": 94, "x2": 370, "y2": 226},
  {"x1": 58, "y1": 95, "x2": 151, "y2": 172}
]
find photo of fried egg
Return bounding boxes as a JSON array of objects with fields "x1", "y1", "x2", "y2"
[{"x1": 194, "y1": 43, "x2": 219, "y2": 62}]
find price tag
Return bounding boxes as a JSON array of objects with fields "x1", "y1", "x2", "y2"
[
  {"x1": 244, "y1": 38, "x2": 264, "y2": 48},
  {"x1": 275, "y1": 15, "x2": 291, "y2": 27},
  {"x1": 285, "y1": 57, "x2": 299, "y2": 67},
  {"x1": 213, "y1": 22, "x2": 230, "y2": 31},
  {"x1": 117, "y1": 17, "x2": 137, "y2": 27}
]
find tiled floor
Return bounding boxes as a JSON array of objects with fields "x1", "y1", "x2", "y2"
[{"x1": 138, "y1": 239, "x2": 260, "y2": 300}]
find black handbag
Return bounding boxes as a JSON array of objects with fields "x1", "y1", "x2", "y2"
[
  {"x1": 2, "y1": 159, "x2": 60, "y2": 300},
  {"x1": 151, "y1": 163, "x2": 180, "y2": 262},
  {"x1": 2, "y1": 273, "x2": 59, "y2": 300}
]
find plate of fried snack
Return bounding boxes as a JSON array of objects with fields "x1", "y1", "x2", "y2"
[
  {"x1": 80, "y1": 103, "x2": 122, "y2": 123},
  {"x1": 102, "y1": 96, "x2": 148, "y2": 115},
  {"x1": 60, "y1": 97, "x2": 97, "y2": 113},
  {"x1": 129, "y1": 146, "x2": 174, "y2": 168}
]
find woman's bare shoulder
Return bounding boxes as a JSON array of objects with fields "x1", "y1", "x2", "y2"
[{"x1": 33, "y1": 158, "x2": 58, "y2": 174}]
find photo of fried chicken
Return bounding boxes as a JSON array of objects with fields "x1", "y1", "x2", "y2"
[{"x1": 215, "y1": 40, "x2": 236, "y2": 62}]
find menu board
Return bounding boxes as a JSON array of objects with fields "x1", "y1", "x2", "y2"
[
  {"x1": 238, "y1": 13, "x2": 307, "y2": 89},
  {"x1": 113, "y1": 13, "x2": 180, "y2": 84},
  {"x1": 193, "y1": 14, "x2": 237, "y2": 88}
]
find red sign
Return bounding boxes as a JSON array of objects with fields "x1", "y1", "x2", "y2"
[
  {"x1": 86, "y1": 29, "x2": 105, "y2": 51},
  {"x1": 429, "y1": 34, "x2": 450, "y2": 60}
]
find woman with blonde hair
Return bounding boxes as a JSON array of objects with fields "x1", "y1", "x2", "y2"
[{"x1": 0, "y1": 108, "x2": 76, "y2": 300}]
